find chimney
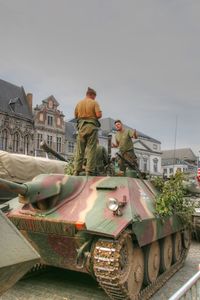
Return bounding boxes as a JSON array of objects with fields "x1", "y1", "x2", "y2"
[{"x1": 26, "y1": 93, "x2": 33, "y2": 111}]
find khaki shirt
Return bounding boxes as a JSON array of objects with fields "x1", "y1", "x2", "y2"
[
  {"x1": 74, "y1": 97, "x2": 101, "y2": 119},
  {"x1": 115, "y1": 128, "x2": 136, "y2": 153}
]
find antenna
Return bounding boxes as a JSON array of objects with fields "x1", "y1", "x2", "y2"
[{"x1": 172, "y1": 115, "x2": 178, "y2": 175}]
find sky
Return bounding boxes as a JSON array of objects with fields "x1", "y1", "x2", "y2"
[{"x1": 0, "y1": 0, "x2": 200, "y2": 155}]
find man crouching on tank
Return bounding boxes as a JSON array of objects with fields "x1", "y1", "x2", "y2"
[{"x1": 112, "y1": 120, "x2": 138, "y2": 174}]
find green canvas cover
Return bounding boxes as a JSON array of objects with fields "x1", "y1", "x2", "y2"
[{"x1": 0, "y1": 150, "x2": 67, "y2": 183}]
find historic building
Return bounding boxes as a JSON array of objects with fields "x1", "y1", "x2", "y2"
[
  {"x1": 162, "y1": 148, "x2": 197, "y2": 178},
  {"x1": 33, "y1": 95, "x2": 66, "y2": 159},
  {"x1": 0, "y1": 79, "x2": 34, "y2": 155}
]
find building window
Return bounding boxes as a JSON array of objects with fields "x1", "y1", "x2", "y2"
[
  {"x1": 1, "y1": 129, "x2": 8, "y2": 151},
  {"x1": 37, "y1": 134, "x2": 43, "y2": 149},
  {"x1": 143, "y1": 158, "x2": 147, "y2": 172},
  {"x1": 13, "y1": 132, "x2": 20, "y2": 153},
  {"x1": 163, "y1": 168, "x2": 167, "y2": 174},
  {"x1": 47, "y1": 135, "x2": 53, "y2": 147},
  {"x1": 56, "y1": 137, "x2": 62, "y2": 153},
  {"x1": 153, "y1": 144, "x2": 158, "y2": 150},
  {"x1": 169, "y1": 168, "x2": 173, "y2": 174},
  {"x1": 68, "y1": 142, "x2": 74, "y2": 153},
  {"x1": 24, "y1": 135, "x2": 29, "y2": 154},
  {"x1": 153, "y1": 158, "x2": 158, "y2": 173},
  {"x1": 47, "y1": 115, "x2": 53, "y2": 126}
]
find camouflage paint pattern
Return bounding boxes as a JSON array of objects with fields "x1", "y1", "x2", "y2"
[{"x1": 1, "y1": 174, "x2": 186, "y2": 274}]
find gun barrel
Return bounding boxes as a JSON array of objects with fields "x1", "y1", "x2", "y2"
[
  {"x1": 40, "y1": 141, "x2": 68, "y2": 162},
  {"x1": 0, "y1": 178, "x2": 27, "y2": 196}
]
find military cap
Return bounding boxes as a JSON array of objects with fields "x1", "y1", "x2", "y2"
[{"x1": 86, "y1": 87, "x2": 96, "y2": 96}]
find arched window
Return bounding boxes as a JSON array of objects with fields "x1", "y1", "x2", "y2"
[
  {"x1": 13, "y1": 132, "x2": 20, "y2": 153},
  {"x1": 24, "y1": 135, "x2": 29, "y2": 154},
  {"x1": 1, "y1": 129, "x2": 8, "y2": 150}
]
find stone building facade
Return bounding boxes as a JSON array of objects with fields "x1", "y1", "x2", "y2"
[
  {"x1": 0, "y1": 79, "x2": 34, "y2": 155},
  {"x1": 33, "y1": 95, "x2": 66, "y2": 159}
]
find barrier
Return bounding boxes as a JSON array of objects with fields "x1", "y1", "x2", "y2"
[{"x1": 169, "y1": 265, "x2": 200, "y2": 300}]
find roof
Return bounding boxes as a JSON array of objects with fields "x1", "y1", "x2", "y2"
[
  {"x1": 0, "y1": 79, "x2": 33, "y2": 121},
  {"x1": 162, "y1": 148, "x2": 197, "y2": 162},
  {"x1": 42, "y1": 95, "x2": 59, "y2": 106}
]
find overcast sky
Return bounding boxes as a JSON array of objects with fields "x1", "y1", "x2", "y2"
[{"x1": 0, "y1": 0, "x2": 200, "y2": 155}]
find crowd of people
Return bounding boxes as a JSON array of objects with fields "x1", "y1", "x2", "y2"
[{"x1": 72, "y1": 87, "x2": 138, "y2": 176}]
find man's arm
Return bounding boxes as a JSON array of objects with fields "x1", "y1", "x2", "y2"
[
  {"x1": 95, "y1": 101, "x2": 102, "y2": 119},
  {"x1": 74, "y1": 105, "x2": 78, "y2": 119},
  {"x1": 130, "y1": 129, "x2": 138, "y2": 139}
]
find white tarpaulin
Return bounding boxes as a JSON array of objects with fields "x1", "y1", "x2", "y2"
[{"x1": 0, "y1": 151, "x2": 67, "y2": 183}]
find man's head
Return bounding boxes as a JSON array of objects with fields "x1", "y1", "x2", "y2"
[
  {"x1": 114, "y1": 120, "x2": 123, "y2": 131},
  {"x1": 86, "y1": 87, "x2": 96, "y2": 99}
]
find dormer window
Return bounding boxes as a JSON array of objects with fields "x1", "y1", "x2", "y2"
[
  {"x1": 9, "y1": 97, "x2": 22, "y2": 112},
  {"x1": 47, "y1": 115, "x2": 53, "y2": 126}
]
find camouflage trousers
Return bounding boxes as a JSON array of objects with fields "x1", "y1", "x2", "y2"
[
  {"x1": 74, "y1": 124, "x2": 98, "y2": 175},
  {"x1": 118, "y1": 150, "x2": 138, "y2": 172}
]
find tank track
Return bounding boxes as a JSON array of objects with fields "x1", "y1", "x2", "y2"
[{"x1": 93, "y1": 232, "x2": 189, "y2": 300}]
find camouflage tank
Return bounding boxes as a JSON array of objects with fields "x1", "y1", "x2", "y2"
[{"x1": 1, "y1": 172, "x2": 191, "y2": 300}]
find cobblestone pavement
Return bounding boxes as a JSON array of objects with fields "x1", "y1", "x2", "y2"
[{"x1": 1, "y1": 241, "x2": 199, "y2": 300}]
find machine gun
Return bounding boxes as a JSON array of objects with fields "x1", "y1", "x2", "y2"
[
  {"x1": 116, "y1": 152, "x2": 143, "y2": 179},
  {"x1": 40, "y1": 141, "x2": 68, "y2": 162},
  {"x1": 104, "y1": 134, "x2": 115, "y2": 176}
]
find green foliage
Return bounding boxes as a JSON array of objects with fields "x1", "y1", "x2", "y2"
[
  {"x1": 64, "y1": 159, "x2": 74, "y2": 175},
  {"x1": 153, "y1": 172, "x2": 194, "y2": 224}
]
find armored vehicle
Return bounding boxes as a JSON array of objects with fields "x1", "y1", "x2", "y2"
[
  {"x1": 1, "y1": 173, "x2": 190, "y2": 300},
  {"x1": 0, "y1": 150, "x2": 67, "y2": 203},
  {"x1": 0, "y1": 210, "x2": 40, "y2": 296},
  {"x1": 183, "y1": 177, "x2": 200, "y2": 242}
]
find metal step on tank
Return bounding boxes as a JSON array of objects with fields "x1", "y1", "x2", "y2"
[{"x1": 0, "y1": 209, "x2": 40, "y2": 296}]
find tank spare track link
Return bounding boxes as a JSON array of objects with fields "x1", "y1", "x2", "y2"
[{"x1": 92, "y1": 231, "x2": 189, "y2": 300}]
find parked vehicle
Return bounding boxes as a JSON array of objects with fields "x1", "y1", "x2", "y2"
[
  {"x1": 0, "y1": 168, "x2": 191, "y2": 300},
  {"x1": 0, "y1": 210, "x2": 40, "y2": 296}
]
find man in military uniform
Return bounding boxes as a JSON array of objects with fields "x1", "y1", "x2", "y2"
[
  {"x1": 73, "y1": 87, "x2": 102, "y2": 176},
  {"x1": 95, "y1": 142, "x2": 108, "y2": 175},
  {"x1": 112, "y1": 120, "x2": 138, "y2": 172}
]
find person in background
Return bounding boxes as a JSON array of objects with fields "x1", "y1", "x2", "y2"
[
  {"x1": 112, "y1": 119, "x2": 138, "y2": 172},
  {"x1": 95, "y1": 141, "x2": 108, "y2": 175},
  {"x1": 73, "y1": 87, "x2": 102, "y2": 176}
]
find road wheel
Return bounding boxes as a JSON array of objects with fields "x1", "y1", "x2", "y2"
[
  {"x1": 144, "y1": 241, "x2": 160, "y2": 285},
  {"x1": 160, "y1": 235, "x2": 172, "y2": 273},
  {"x1": 172, "y1": 232, "x2": 182, "y2": 263}
]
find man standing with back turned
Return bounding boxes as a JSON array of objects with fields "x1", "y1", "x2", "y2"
[{"x1": 73, "y1": 87, "x2": 102, "y2": 176}]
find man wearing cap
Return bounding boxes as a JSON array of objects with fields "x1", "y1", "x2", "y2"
[
  {"x1": 112, "y1": 120, "x2": 138, "y2": 172},
  {"x1": 73, "y1": 87, "x2": 102, "y2": 176}
]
